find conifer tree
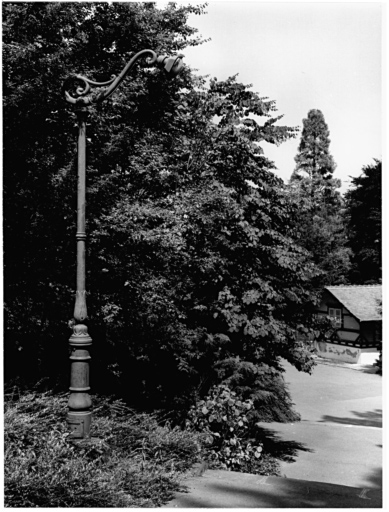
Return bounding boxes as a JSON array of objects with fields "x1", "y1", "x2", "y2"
[
  {"x1": 291, "y1": 109, "x2": 336, "y2": 180},
  {"x1": 287, "y1": 109, "x2": 351, "y2": 285},
  {"x1": 345, "y1": 159, "x2": 382, "y2": 283}
]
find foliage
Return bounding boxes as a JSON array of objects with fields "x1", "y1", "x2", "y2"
[
  {"x1": 3, "y1": 3, "x2": 327, "y2": 419},
  {"x1": 344, "y1": 160, "x2": 382, "y2": 284},
  {"x1": 3, "y1": 1, "x2": 206, "y2": 383},
  {"x1": 84, "y1": 75, "x2": 323, "y2": 415},
  {"x1": 4, "y1": 389, "x2": 202, "y2": 507},
  {"x1": 186, "y1": 385, "x2": 279, "y2": 474},
  {"x1": 374, "y1": 351, "x2": 382, "y2": 375},
  {"x1": 287, "y1": 109, "x2": 351, "y2": 285}
]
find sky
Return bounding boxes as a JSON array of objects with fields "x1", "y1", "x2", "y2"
[{"x1": 178, "y1": 1, "x2": 383, "y2": 193}]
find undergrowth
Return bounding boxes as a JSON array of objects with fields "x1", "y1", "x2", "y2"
[
  {"x1": 4, "y1": 387, "x2": 281, "y2": 507},
  {"x1": 4, "y1": 390, "x2": 201, "y2": 507}
]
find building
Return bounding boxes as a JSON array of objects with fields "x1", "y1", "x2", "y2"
[{"x1": 315, "y1": 285, "x2": 382, "y2": 365}]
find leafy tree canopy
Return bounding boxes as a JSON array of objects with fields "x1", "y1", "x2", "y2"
[{"x1": 4, "y1": 2, "x2": 325, "y2": 419}]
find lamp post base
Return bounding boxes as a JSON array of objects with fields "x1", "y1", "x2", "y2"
[
  {"x1": 68, "y1": 323, "x2": 92, "y2": 438},
  {"x1": 67, "y1": 410, "x2": 92, "y2": 439}
]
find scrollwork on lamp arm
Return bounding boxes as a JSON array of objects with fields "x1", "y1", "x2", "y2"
[{"x1": 64, "y1": 49, "x2": 184, "y2": 105}]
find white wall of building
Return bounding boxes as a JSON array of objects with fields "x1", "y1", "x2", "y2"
[{"x1": 314, "y1": 341, "x2": 380, "y2": 365}]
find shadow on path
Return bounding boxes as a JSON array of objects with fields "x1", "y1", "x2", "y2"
[
  {"x1": 173, "y1": 481, "x2": 325, "y2": 508},
  {"x1": 320, "y1": 409, "x2": 382, "y2": 428},
  {"x1": 256, "y1": 425, "x2": 313, "y2": 463},
  {"x1": 364, "y1": 467, "x2": 382, "y2": 489},
  {"x1": 165, "y1": 472, "x2": 383, "y2": 508}
]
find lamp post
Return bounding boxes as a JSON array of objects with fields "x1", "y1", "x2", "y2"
[{"x1": 63, "y1": 50, "x2": 184, "y2": 439}]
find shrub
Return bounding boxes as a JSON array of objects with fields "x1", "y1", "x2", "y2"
[
  {"x1": 215, "y1": 359, "x2": 302, "y2": 423},
  {"x1": 186, "y1": 385, "x2": 279, "y2": 475},
  {"x1": 375, "y1": 350, "x2": 382, "y2": 375}
]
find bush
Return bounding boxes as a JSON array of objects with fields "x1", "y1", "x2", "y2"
[
  {"x1": 185, "y1": 385, "x2": 279, "y2": 475},
  {"x1": 215, "y1": 359, "x2": 302, "y2": 423},
  {"x1": 375, "y1": 350, "x2": 382, "y2": 375},
  {"x1": 4, "y1": 390, "x2": 202, "y2": 507}
]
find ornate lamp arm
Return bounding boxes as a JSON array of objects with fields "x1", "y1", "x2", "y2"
[{"x1": 64, "y1": 49, "x2": 184, "y2": 105}]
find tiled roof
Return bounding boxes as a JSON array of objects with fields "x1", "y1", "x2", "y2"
[{"x1": 325, "y1": 285, "x2": 382, "y2": 322}]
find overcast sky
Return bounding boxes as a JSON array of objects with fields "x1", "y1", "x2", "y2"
[{"x1": 180, "y1": 1, "x2": 383, "y2": 193}]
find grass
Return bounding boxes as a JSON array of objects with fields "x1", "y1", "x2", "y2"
[
  {"x1": 4, "y1": 389, "x2": 202, "y2": 507},
  {"x1": 4, "y1": 387, "x2": 281, "y2": 507}
]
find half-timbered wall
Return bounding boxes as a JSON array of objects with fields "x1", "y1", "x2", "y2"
[
  {"x1": 315, "y1": 289, "x2": 381, "y2": 363},
  {"x1": 317, "y1": 290, "x2": 361, "y2": 344}
]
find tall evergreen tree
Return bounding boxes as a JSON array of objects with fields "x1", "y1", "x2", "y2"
[
  {"x1": 291, "y1": 109, "x2": 336, "y2": 181},
  {"x1": 287, "y1": 109, "x2": 351, "y2": 285},
  {"x1": 345, "y1": 159, "x2": 382, "y2": 283}
]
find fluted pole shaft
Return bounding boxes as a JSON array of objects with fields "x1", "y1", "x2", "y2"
[{"x1": 67, "y1": 107, "x2": 92, "y2": 438}]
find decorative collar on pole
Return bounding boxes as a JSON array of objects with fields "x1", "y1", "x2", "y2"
[{"x1": 64, "y1": 49, "x2": 184, "y2": 105}]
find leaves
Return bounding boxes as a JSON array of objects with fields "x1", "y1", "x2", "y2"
[{"x1": 186, "y1": 385, "x2": 264, "y2": 471}]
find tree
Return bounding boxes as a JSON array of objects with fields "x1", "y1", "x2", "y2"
[
  {"x1": 85, "y1": 75, "x2": 327, "y2": 420},
  {"x1": 344, "y1": 160, "x2": 382, "y2": 283},
  {"x1": 3, "y1": 1, "x2": 205, "y2": 383},
  {"x1": 291, "y1": 109, "x2": 336, "y2": 181},
  {"x1": 4, "y1": 3, "x2": 325, "y2": 421},
  {"x1": 287, "y1": 110, "x2": 351, "y2": 284}
]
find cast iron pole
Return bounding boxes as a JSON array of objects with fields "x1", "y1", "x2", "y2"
[
  {"x1": 67, "y1": 106, "x2": 92, "y2": 438},
  {"x1": 64, "y1": 50, "x2": 184, "y2": 438}
]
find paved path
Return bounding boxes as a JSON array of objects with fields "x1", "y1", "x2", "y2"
[
  {"x1": 261, "y1": 360, "x2": 382, "y2": 489},
  {"x1": 162, "y1": 360, "x2": 383, "y2": 508},
  {"x1": 163, "y1": 470, "x2": 382, "y2": 508}
]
